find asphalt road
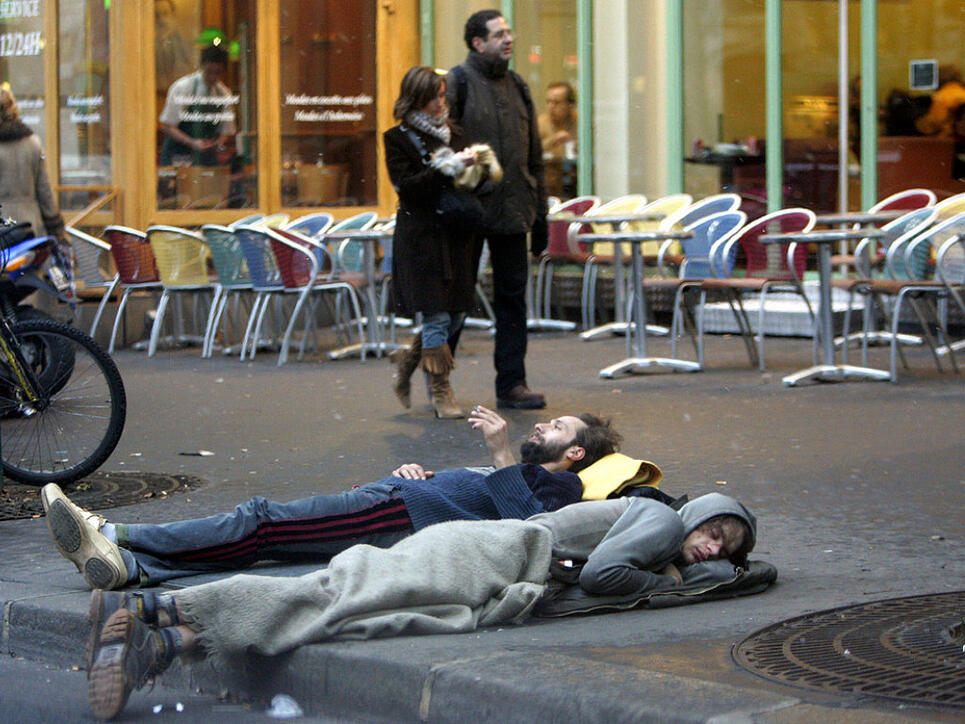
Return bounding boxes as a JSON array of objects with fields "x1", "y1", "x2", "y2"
[{"x1": 3, "y1": 327, "x2": 963, "y2": 722}]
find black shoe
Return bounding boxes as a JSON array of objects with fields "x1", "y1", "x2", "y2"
[
  {"x1": 88, "y1": 608, "x2": 169, "y2": 721},
  {"x1": 497, "y1": 385, "x2": 547, "y2": 410}
]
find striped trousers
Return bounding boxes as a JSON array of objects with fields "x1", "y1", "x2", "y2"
[{"x1": 116, "y1": 481, "x2": 414, "y2": 585}]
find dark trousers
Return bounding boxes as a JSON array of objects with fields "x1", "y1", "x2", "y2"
[{"x1": 486, "y1": 232, "x2": 529, "y2": 397}]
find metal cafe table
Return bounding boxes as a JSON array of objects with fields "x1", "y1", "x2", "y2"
[
  {"x1": 545, "y1": 212, "x2": 666, "y2": 341},
  {"x1": 760, "y1": 226, "x2": 888, "y2": 386},
  {"x1": 574, "y1": 228, "x2": 698, "y2": 378},
  {"x1": 320, "y1": 228, "x2": 402, "y2": 360}
]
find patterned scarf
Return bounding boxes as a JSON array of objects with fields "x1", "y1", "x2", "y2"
[{"x1": 404, "y1": 109, "x2": 451, "y2": 145}]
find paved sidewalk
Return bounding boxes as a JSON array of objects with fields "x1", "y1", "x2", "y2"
[{"x1": 2, "y1": 329, "x2": 963, "y2": 722}]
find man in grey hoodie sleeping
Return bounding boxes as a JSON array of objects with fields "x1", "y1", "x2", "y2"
[{"x1": 84, "y1": 492, "x2": 757, "y2": 720}]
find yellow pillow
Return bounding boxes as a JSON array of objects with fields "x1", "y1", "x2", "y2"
[{"x1": 578, "y1": 452, "x2": 663, "y2": 500}]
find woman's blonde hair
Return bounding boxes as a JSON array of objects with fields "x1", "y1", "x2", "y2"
[
  {"x1": 393, "y1": 66, "x2": 445, "y2": 121},
  {"x1": 0, "y1": 83, "x2": 19, "y2": 123}
]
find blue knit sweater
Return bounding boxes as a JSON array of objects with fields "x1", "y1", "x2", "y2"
[{"x1": 395, "y1": 463, "x2": 581, "y2": 531}]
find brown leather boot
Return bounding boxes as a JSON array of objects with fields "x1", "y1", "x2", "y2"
[
  {"x1": 420, "y1": 345, "x2": 464, "y2": 419},
  {"x1": 389, "y1": 336, "x2": 422, "y2": 408}
]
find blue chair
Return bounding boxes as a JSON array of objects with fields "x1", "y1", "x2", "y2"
[
  {"x1": 200, "y1": 224, "x2": 254, "y2": 357},
  {"x1": 327, "y1": 212, "x2": 379, "y2": 273},
  {"x1": 285, "y1": 212, "x2": 334, "y2": 238},
  {"x1": 234, "y1": 224, "x2": 287, "y2": 360},
  {"x1": 831, "y1": 207, "x2": 938, "y2": 366},
  {"x1": 654, "y1": 211, "x2": 747, "y2": 365}
]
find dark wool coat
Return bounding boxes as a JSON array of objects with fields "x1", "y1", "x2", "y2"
[{"x1": 383, "y1": 124, "x2": 480, "y2": 315}]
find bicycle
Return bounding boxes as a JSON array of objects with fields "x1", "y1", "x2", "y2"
[{"x1": 0, "y1": 218, "x2": 126, "y2": 485}]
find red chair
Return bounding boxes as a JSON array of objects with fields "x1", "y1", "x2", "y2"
[
  {"x1": 104, "y1": 225, "x2": 161, "y2": 354},
  {"x1": 265, "y1": 227, "x2": 366, "y2": 365},
  {"x1": 532, "y1": 195, "x2": 599, "y2": 330}
]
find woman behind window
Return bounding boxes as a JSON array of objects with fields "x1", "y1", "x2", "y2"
[{"x1": 383, "y1": 67, "x2": 486, "y2": 419}]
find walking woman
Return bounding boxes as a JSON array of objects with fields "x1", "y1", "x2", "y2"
[{"x1": 383, "y1": 66, "x2": 494, "y2": 419}]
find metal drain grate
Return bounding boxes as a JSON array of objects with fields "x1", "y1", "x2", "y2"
[
  {"x1": 0, "y1": 472, "x2": 204, "y2": 520},
  {"x1": 734, "y1": 591, "x2": 965, "y2": 708}
]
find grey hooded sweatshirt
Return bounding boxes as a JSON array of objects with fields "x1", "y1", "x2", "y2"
[{"x1": 528, "y1": 493, "x2": 757, "y2": 597}]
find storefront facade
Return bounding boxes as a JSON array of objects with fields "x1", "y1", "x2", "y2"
[{"x1": 1, "y1": 1, "x2": 962, "y2": 230}]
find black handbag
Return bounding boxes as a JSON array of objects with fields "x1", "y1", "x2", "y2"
[{"x1": 403, "y1": 126, "x2": 484, "y2": 230}]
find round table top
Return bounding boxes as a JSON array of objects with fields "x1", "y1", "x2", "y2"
[{"x1": 760, "y1": 227, "x2": 884, "y2": 244}]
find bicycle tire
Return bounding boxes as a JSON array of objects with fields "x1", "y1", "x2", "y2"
[{"x1": 0, "y1": 319, "x2": 126, "y2": 485}]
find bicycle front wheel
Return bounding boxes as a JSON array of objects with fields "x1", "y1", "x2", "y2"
[{"x1": 0, "y1": 320, "x2": 126, "y2": 485}]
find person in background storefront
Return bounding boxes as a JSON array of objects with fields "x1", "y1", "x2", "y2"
[
  {"x1": 158, "y1": 44, "x2": 236, "y2": 167},
  {"x1": 0, "y1": 83, "x2": 65, "y2": 244},
  {"x1": 538, "y1": 81, "x2": 578, "y2": 200},
  {"x1": 916, "y1": 65, "x2": 965, "y2": 138}
]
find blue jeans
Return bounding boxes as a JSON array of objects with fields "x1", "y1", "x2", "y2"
[
  {"x1": 421, "y1": 311, "x2": 466, "y2": 349},
  {"x1": 116, "y1": 481, "x2": 414, "y2": 585}
]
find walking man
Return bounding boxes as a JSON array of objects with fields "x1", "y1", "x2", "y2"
[{"x1": 447, "y1": 9, "x2": 550, "y2": 409}]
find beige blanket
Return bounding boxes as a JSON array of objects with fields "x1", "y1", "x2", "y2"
[{"x1": 177, "y1": 519, "x2": 553, "y2": 665}]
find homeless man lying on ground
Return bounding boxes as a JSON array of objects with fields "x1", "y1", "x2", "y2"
[{"x1": 85, "y1": 492, "x2": 757, "y2": 720}]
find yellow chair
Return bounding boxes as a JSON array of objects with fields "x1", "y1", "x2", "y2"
[
  {"x1": 580, "y1": 195, "x2": 647, "y2": 331},
  {"x1": 627, "y1": 193, "x2": 694, "y2": 263},
  {"x1": 145, "y1": 225, "x2": 214, "y2": 357}
]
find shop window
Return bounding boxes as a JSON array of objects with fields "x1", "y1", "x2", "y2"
[
  {"x1": 0, "y1": 0, "x2": 45, "y2": 142},
  {"x1": 279, "y1": 0, "x2": 377, "y2": 207},
  {"x1": 515, "y1": 0, "x2": 579, "y2": 201},
  {"x1": 154, "y1": 0, "x2": 257, "y2": 210},
  {"x1": 58, "y1": 0, "x2": 111, "y2": 208}
]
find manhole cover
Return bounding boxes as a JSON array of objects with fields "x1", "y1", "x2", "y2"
[
  {"x1": 0, "y1": 472, "x2": 204, "y2": 521},
  {"x1": 733, "y1": 591, "x2": 965, "y2": 709}
]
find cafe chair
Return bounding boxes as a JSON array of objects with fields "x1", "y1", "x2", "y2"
[
  {"x1": 533, "y1": 194, "x2": 599, "y2": 330},
  {"x1": 265, "y1": 226, "x2": 366, "y2": 365},
  {"x1": 285, "y1": 212, "x2": 334, "y2": 238},
  {"x1": 144, "y1": 225, "x2": 215, "y2": 357},
  {"x1": 698, "y1": 208, "x2": 817, "y2": 370},
  {"x1": 580, "y1": 194, "x2": 648, "y2": 330},
  {"x1": 830, "y1": 188, "x2": 937, "y2": 269},
  {"x1": 627, "y1": 193, "x2": 693, "y2": 259},
  {"x1": 64, "y1": 226, "x2": 119, "y2": 341},
  {"x1": 653, "y1": 210, "x2": 747, "y2": 366},
  {"x1": 931, "y1": 192, "x2": 965, "y2": 221},
  {"x1": 199, "y1": 224, "x2": 255, "y2": 357},
  {"x1": 104, "y1": 225, "x2": 163, "y2": 354},
  {"x1": 234, "y1": 224, "x2": 288, "y2": 360},
  {"x1": 831, "y1": 207, "x2": 938, "y2": 365},
  {"x1": 229, "y1": 213, "x2": 265, "y2": 229},
  {"x1": 864, "y1": 211, "x2": 965, "y2": 381},
  {"x1": 325, "y1": 211, "x2": 379, "y2": 274},
  {"x1": 251, "y1": 213, "x2": 291, "y2": 229},
  {"x1": 663, "y1": 193, "x2": 742, "y2": 233}
]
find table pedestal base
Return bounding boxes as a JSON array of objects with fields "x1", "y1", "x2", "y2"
[
  {"x1": 528, "y1": 317, "x2": 577, "y2": 332},
  {"x1": 781, "y1": 363, "x2": 891, "y2": 386},
  {"x1": 580, "y1": 321, "x2": 669, "y2": 341},
  {"x1": 834, "y1": 331, "x2": 923, "y2": 348},
  {"x1": 937, "y1": 339, "x2": 965, "y2": 356},
  {"x1": 600, "y1": 356, "x2": 701, "y2": 378}
]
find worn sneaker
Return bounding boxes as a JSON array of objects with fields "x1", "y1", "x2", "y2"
[
  {"x1": 41, "y1": 483, "x2": 128, "y2": 590},
  {"x1": 88, "y1": 608, "x2": 169, "y2": 721},
  {"x1": 87, "y1": 590, "x2": 159, "y2": 671}
]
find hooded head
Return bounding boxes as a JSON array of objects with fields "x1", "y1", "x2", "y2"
[{"x1": 677, "y1": 493, "x2": 757, "y2": 566}]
